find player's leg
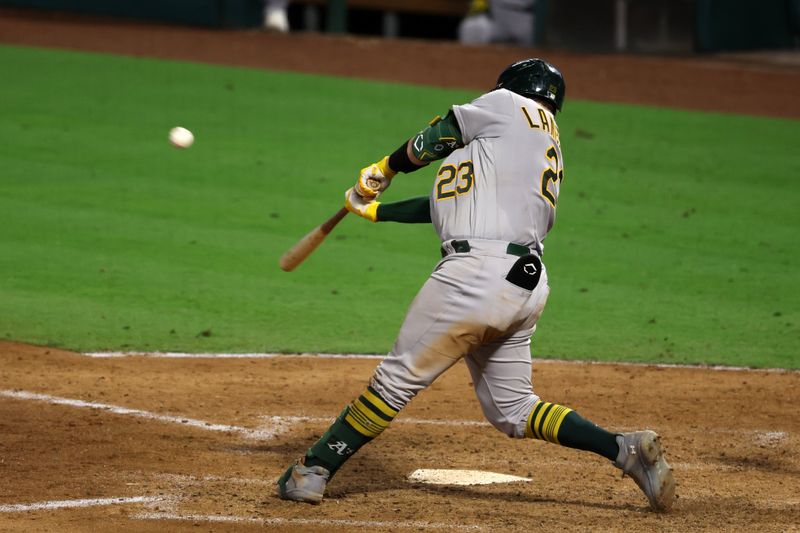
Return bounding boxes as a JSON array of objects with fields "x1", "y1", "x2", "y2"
[
  {"x1": 466, "y1": 332, "x2": 616, "y2": 459},
  {"x1": 276, "y1": 384, "x2": 398, "y2": 504},
  {"x1": 279, "y1": 256, "x2": 482, "y2": 503},
  {"x1": 465, "y1": 258, "x2": 674, "y2": 511},
  {"x1": 462, "y1": 257, "x2": 617, "y2": 456},
  {"x1": 466, "y1": 337, "x2": 674, "y2": 510}
]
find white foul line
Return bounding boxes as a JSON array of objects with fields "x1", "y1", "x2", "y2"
[
  {"x1": 134, "y1": 511, "x2": 483, "y2": 530},
  {"x1": 0, "y1": 390, "x2": 274, "y2": 440},
  {"x1": 0, "y1": 496, "x2": 163, "y2": 513},
  {"x1": 81, "y1": 351, "x2": 797, "y2": 373}
]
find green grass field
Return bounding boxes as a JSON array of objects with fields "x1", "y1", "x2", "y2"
[{"x1": 1, "y1": 45, "x2": 798, "y2": 368}]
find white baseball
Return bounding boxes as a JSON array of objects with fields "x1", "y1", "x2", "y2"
[{"x1": 169, "y1": 126, "x2": 194, "y2": 149}]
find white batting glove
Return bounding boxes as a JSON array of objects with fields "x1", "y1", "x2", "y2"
[
  {"x1": 344, "y1": 187, "x2": 380, "y2": 222},
  {"x1": 355, "y1": 156, "x2": 396, "y2": 199}
]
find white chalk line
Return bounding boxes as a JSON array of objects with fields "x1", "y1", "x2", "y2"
[
  {"x1": 83, "y1": 351, "x2": 798, "y2": 373},
  {"x1": 754, "y1": 430, "x2": 788, "y2": 447},
  {"x1": 133, "y1": 511, "x2": 483, "y2": 530},
  {"x1": 260, "y1": 414, "x2": 490, "y2": 428},
  {"x1": 3, "y1": 388, "x2": 793, "y2": 452},
  {"x1": 0, "y1": 496, "x2": 164, "y2": 513},
  {"x1": 154, "y1": 473, "x2": 272, "y2": 486},
  {"x1": 0, "y1": 390, "x2": 490, "y2": 443},
  {"x1": 4, "y1": 389, "x2": 792, "y2": 445},
  {"x1": 0, "y1": 390, "x2": 274, "y2": 440}
]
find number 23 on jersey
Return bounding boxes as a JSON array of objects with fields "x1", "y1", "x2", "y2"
[
  {"x1": 435, "y1": 161, "x2": 474, "y2": 200},
  {"x1": 434, "y1": 148, "x2": 564, "y2": 207}
]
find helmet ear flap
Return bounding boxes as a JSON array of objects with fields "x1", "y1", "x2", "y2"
[{"x1": 495, "y1": 58, "x2": 566, "y2": 111}]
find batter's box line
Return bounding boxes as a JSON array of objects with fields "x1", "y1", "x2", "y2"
[
  {"x1": 259, "y1": 414, "x2": 490, "y2": 428},
  {"x1": 0, "y1": 495, "x2": 168, "y2": 513},
  {"x1": 4, "y1": 389, "x2": 789, "y2": 447},
  {"x1": 0, "y1": 389, "x2": 276, "y2": 440},
  {"x1": 0, "y1": 389, "x2": 490, "y2": 444},
  {"x1": 152, "y1": 473, "x2": 274, "y2": 486}
]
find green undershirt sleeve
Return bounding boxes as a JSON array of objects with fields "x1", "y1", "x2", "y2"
[{"x1": 376, "y1": 196, "x2": 431, "y2": 223}]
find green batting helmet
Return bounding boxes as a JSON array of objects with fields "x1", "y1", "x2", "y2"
[{"x1": 494, "y1": 58, "x2": 566, "y2": 111}]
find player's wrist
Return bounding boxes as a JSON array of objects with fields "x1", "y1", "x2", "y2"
[
  {"x1": 376, "y1": 156, "x2": 397, "y2": 179},
  {"x1": 388, "y1": 140, "x2": 424, "y2": 174},
  {"x1": 365, "y1": 200, "x2": 380, "y2": 222}
]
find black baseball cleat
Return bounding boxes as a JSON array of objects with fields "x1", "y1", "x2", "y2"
[{"x1": 614, "y1": 430, "x2": 676, "y2": 511}]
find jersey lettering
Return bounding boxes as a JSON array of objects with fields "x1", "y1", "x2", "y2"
[
  {"x1": 521, "y1": 106, "x2": 560, "y2": 145},
  {"x1": 521, "y1": 106, "x2": 539, "y2": 129},
  {"x1": 537, "y1": 109, "x2": 550, "y2": 134}
]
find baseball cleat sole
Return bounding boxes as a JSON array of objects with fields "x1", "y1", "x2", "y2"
[{"x1": 636, "y1": 432, "x2": 676, "y2": 511}]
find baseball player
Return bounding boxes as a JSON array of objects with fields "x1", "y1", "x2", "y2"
[{"x1": 277, "y1": 59, "x2": 676, "y2": 511}]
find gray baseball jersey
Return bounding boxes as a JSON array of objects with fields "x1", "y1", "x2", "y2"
[
  {"x1": 430, "y1": 89, "x2": 563, "y2": 254},
  {"x1": 370, "y1": 89, "x2": 565, "y2": 438}
]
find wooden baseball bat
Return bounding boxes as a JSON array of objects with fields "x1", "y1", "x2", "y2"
[{"x1": 279, "y1": 207, "x2": 349, "y2": 272}]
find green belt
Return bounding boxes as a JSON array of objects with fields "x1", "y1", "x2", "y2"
[{"x1": 440, "y1": 240, "x2": 532, "y2": 258}]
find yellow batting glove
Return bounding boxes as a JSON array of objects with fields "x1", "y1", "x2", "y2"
[
  {"x1": 355, "y1": 156, "x2": 396, "y2": 199},
  {"x1": 344, "y1": 187, "x2": 380, "y2": 222}
]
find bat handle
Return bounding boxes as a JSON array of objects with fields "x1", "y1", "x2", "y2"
[{"x1": 321, "y1": 207, "x2": 349, "y2": 234}]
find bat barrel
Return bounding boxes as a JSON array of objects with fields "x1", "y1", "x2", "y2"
[{"x1": 279, "y1": 208, "x2": 349, "y2": 271}]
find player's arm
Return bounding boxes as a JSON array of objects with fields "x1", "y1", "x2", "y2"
[
  {"x1": 378, "y1": 196, "x2": 430, "y2": 223},
  {"x1": 390, "y1": 111, "x2": 465, "y2": 171},
  {"x1": 345, "y1": 191, "x2": 430, "y2": 224},
  {"x1": 352, "y1": 112, "x2": 464, "y2": 199}
]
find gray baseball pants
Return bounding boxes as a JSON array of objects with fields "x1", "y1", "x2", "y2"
[{"x1": 370, "y1": 239, "x2": 549, "y2": 438}]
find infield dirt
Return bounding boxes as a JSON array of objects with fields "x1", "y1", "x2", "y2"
[
  {"x1": 1, "y1": 9, "x2": 799, "y2": 532},
  {"x1": 1, "y1": 342, "x2": 799, "y2": 531}
]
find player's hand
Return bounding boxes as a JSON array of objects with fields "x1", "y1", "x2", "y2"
[
  {"x1": 344, "y1": 187, "x2": 380, "y2": 222},
  {"x1": 355, "y1": 156, "x2": 396, "y2": 199}
]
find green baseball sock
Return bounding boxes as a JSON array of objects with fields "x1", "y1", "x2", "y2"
[
  {"x1": 303, "y1": 386, "x2": 398, "y2": 476},
  {"x1": 526, "y1": 401, "x2": 619, "y2": 461},
  {"x1": 303, "y1": 407, "x2": 371, "y2": 476},
  {"x1": 556, "y1": 411, "x2": 619, "y2": 461}
]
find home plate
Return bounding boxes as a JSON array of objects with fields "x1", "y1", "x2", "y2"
[{"x1": 408, "y1": 469, "x2": 532, "y2": 486}]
